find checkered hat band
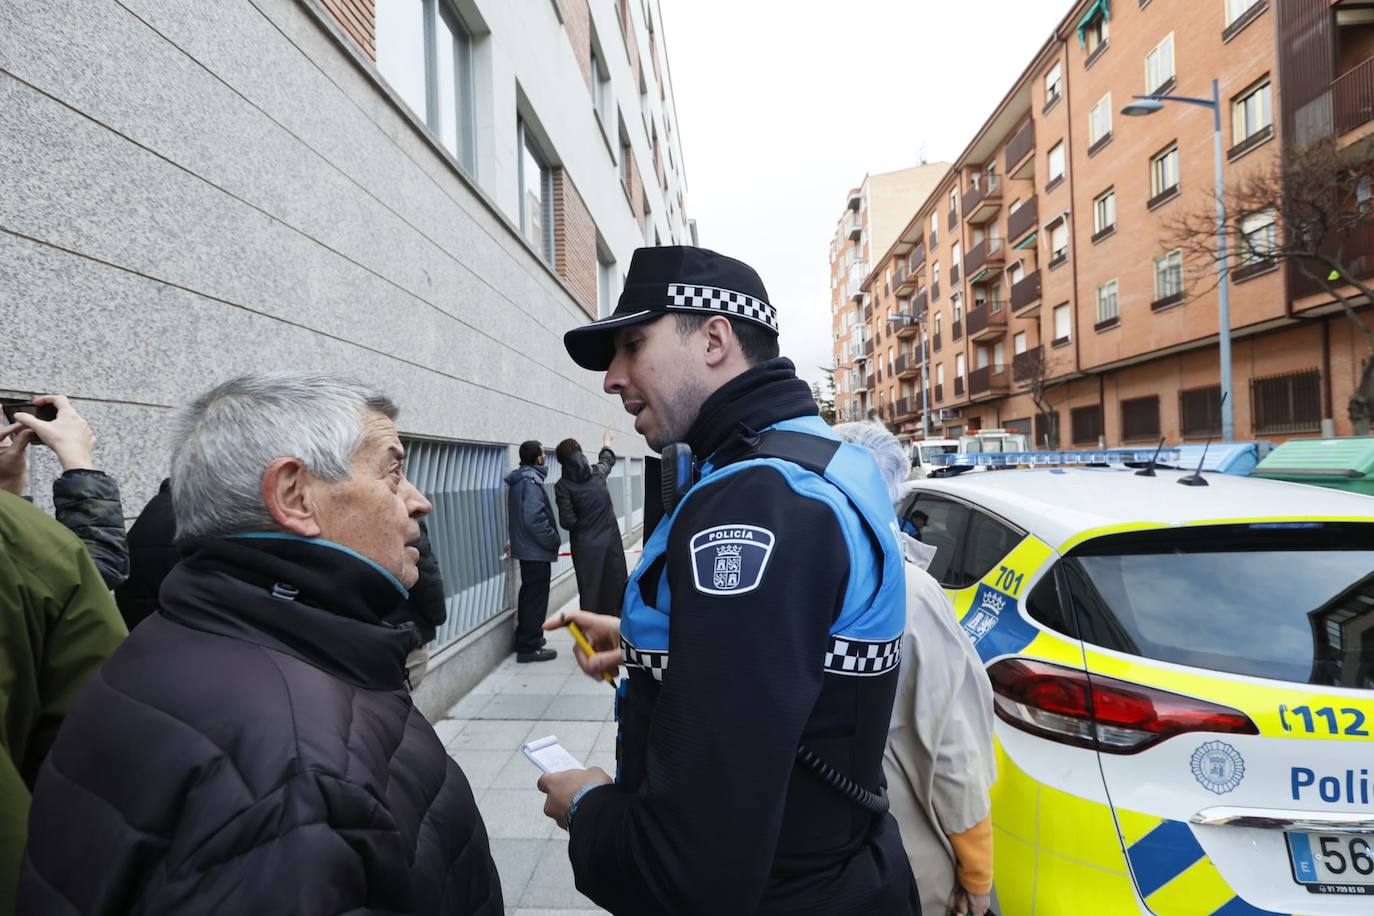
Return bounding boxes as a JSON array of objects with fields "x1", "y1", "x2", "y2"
[
  {"x1": 622, "y1": 638, "x2": 668, "y2": 682},
  {"x1": 666, "y1": 283, "x2": 778, "y2": 333},
  {"x1": 823, "y1": 635, "x2": 901, "y2": 677}
]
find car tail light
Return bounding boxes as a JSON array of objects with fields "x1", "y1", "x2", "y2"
[{"x1": 987, "y1": 658, "x2": 1259, "y2": 754}]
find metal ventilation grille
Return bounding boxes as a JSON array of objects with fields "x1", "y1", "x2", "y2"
[{"x1": 403, "y1": 438, "x2": 512, "y2": 651}]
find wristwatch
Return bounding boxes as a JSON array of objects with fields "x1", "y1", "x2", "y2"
[{"x1": 566, "y1": 783, "x2": 606, "y2": 832}]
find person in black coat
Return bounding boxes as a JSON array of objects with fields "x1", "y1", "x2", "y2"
[
  {"x1": 113, "y1": 478, "x2": 177, "y2": 630},
  {"x1": 554, "y1": 430, "x2": 628, "y2": 615},
  {"x1": 18, "y1": 372, "x2": 501, "y2": 915}
]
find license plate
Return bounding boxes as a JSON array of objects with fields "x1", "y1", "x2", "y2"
[{"x1": 1288, "y1": 832, "x2": 1374, "y2": 895}]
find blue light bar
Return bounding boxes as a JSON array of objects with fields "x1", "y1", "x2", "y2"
[{"x1": 929, "y1": 448, "x2": 1183, "y2": 468}]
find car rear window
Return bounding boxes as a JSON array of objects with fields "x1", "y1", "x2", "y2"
[{"x1": 1061, "y1": 524, "x2": 1374, "y2": 688}]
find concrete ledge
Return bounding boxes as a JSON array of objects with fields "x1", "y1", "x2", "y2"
[{"x1": 413, "y1": 525, "x2": 641, "y2": 721}]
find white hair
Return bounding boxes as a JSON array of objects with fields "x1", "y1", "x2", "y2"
[
  {"x1": 170, "y1": 372, "x2": 397, "y2": 543},
  {"x1": 833, "y1": 421, "x2": 907, "y2": 502}
]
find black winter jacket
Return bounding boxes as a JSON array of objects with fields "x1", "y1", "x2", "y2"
[
  {"x1": 504, "y1": 464, "x2": 560, "y2": 562},
  {"x1": 113, "y1": 478, "x2": 177, "y2": 630},
  {"x1": 18, "y1": 535, "x2": 502, "y2": 915}
]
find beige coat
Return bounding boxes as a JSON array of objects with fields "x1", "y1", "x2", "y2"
[{"x1": 883, "y1": 535, "x2": 997, "y2": 911}]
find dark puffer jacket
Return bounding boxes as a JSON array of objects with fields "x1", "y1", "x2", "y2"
[
  {"x1": 113, "y1": 478, "x2": 177, "y2": 630},
  {"x1": 18, "y1": 535, "x2": 502, "y2": 915},
  {"x1": 51, "y1": 468, "x2": 128, "y2": 590}
]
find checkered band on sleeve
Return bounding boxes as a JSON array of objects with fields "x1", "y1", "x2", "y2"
[
  {"x1": 823, "y1": 635, "x2": 901, "y2": 677},
  {"x1": 621, "y1": 638, "x2": 669, "y2": 682},
  {"x1": 667, "y1": 283, "x2": 779, "y2": 333}
]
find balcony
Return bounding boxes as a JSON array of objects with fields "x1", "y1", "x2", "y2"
[
  {"x1": 1011, "y1": 270, "x2": 1042, "y2": 317},
  {"x1": 894, "y1": 263, "x2": 919, "y2": 296},
  {"x1": 964, "y1": 238, "x2": 1005, "y2": 283},
  {"x1": 888, "y1": 310, "x2": 914, "y2": 335},
  {"x1": 933, "y1": 332, "x2": 943, "y2": 352},
  {"x1": 895, "y1": 354, "x2": 920, "y2": 380},
  {"x1": 847, "y1": 188, "x2": 862, "y2": 210},
  {"x1": 954, "y1": 375, "x2": 966, "y2": 398},
  {"x1": 929, "y1": 229, "x2": 938, "y2": 249},
  {"x1": 895, "y1": 313, "x2": 920, "y2": 339},
  {"x1": 968, "y1": 364, "x2": 1011, "y2": 401},
  {"x1": 895, "y1": 397, "x2": 919, "y2": 419},
  {"x1": 1006, "y1": 119, "x2": 1036, "y2": 179},
  {"x1": 1013, "y1": 346, "x2": 1042, "y2": 384},
  {"x1": 1335, "y1": 55, "x2": 1374, "y2": 136},
  {"x1": 934, "y1": 383, "x2": 945, "y2": 402},
  {"x1": 854, "y1": 374, "x2": 870, "y2": 393},
  {"x1": 864, "y1": 373, "x2": 875, "y2": 391},
  {"x1": 846, "y1": 277, "x2": 863, "y2": 300},
  {"x1": 913, "y1": 289, "x2": 929, "y2": 318},
  {"x1": 863, "y1": 337, "x2": 875, "y2": 359},
  {"x1": 950, "y1": 261, "x2": 961, "y2": 286},
  {"x1": 966, "y1": 301, "x2": 1008, "y2": 341},
  {"x1": 962, "y1": 176, "x2": 1002, "y2": 224},
  {"x1": 1008, "y1": 196, "x2": 1038, "y2": 244},
  {"x1": 932, "y1": 279, "x2": 941, "y2": 301},
  {"x1": 952, "y1": 318, "x2": 963, "y2": 341},
  {"x1": 908, "y1": 243, "x2": 926, "y2": 273},
  {"x1": 847, "y1": 214, "x2": 863, "y2": 241}
]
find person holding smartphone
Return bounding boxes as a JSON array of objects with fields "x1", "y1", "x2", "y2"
[{"x1": 0, "y1": 394, "x2": 129, "y2": 589}]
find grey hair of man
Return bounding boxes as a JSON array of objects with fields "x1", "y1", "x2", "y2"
[
  {"x1": 170, "y1": 372, "x2": 398, "y2": 544},
  {"x1": 832, "y1": 421, "x2": 908, "y2": 503}
]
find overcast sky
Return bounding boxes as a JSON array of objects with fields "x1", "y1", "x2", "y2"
[{"x1": 658, "y1": 0, "x2": 1070, "y2": 388}]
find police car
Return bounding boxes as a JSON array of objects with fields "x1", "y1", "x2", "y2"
[{"x1": 896, "y1": 456, "x2": 1374, "y2": 915}]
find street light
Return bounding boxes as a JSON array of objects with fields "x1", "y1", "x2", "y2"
[{"x1": 1123, "y1": 79, "x2": 1234, "y2": 441}]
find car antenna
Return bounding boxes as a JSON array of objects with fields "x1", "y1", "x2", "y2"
[
  {"x1": 1135, "y1": 436, "x2": 1166, "y2": 477},
  {"x1": 1178, "y1": 393, "x2": 1227, "y2": 487}
]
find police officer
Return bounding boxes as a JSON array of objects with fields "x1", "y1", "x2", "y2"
[{"x1": 537, "y1": 246, "x2": 918, "y2": 914}]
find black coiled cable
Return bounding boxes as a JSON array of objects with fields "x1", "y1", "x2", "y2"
[{"x1": 795, "y1": 745, "x2": 889, "y2": 816}]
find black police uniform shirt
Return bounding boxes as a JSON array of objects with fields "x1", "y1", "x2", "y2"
[{"x1": 567, "y1": 360, "x2": 915, "y2": 915}]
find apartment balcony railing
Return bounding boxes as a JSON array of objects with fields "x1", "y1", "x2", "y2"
[
  {"x1": 1291, "y1": 221, "x2": 1374, "y2": 300},
  {"x1": 1335, "y1": 55, "x2": 1374, "y2": 136},
  {"x1": 950, "y1": 261, "x2": 961, "y2": 286},
  {"x1": 1006, "y1": 119, "x2": 1036, "y2": 179},
  {"x1": 952, "y1": 318, "x2": 964, "y2": 341},
  {"x1": 963, "y1": 175, "x2": 1002, "y2": 224},
  {"x1": 968, "y1": 364, "x2": 1011, "y2": 400},
  {"x1": 1008, "y1": 196, "x2": 1038, "y2": 244},
  {"x1": 964, "y1": 238, "x2": 1005, "y2": 283},
  {"x1": 894, "y1": 312, "x2": 920, "y2": 339},
  {"x1": 908, "y1": 243, "x2": 927, "y2": 274},
  {"x1": 1013, "y1": 345, "x2": 1043, "y2": 384},
  {"x1": 931, "y1": 279, "x2": 941, "y2": 301},
  {"x1": 863, "y1": 337, "x2": 875, "y2": 358},
  {"x1": 967, "y1": 301, "x2": 1008, "y2": 341},
  {"x1": 913, "y1": 289, "x2": 929, "y2": 318},
  {"x1": 847, "y1": 214, "x2": 863, "y2": 241},
  {"x1": 934, "y1": 383, "x2": 945, "y2": 402},
  {"x1": 854, "y1": 374, "x2": 870, "y2": 393},
  {"x1": 1011, "y1": 270, "x2": 1042, "y2": 316},
  {"x1": 847, "y1": 277, "x2": 863, "y2": 300},
  {"x1": 954, "y1": 375, "x2": 966, "y2": 398},
  {"x1": 933, "y1": 332, "x2": 943, "y2": 352},
  {"x1": 864, "y1": 373, "x2": 876, "y2": 391},
  {"x1": 895, "y1": 397, "x2": 919, "y2": 419},
  {"x1": 895, "y1": 355, "x2": 920, "y2": 379}
]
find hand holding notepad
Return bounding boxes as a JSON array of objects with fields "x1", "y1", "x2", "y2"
[{"x1": 521, "y1": 735, "x2": 585, "y2": 773}]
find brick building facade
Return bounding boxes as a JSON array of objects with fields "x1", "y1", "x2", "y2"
[{"x1": 835, "y1": 0, "x2": 1374, "y2": 446}]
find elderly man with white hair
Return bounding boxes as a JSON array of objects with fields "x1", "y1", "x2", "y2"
[
  {"x1": 19, "y1": 372, "x2": 503, "y2": 915},
  {"x1": 833, "y1": 422, "x2": 998, "y2": 916}
]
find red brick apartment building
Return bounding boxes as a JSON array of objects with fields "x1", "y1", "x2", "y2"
[{"x1": 833, "y1": 0, "x2": 1374, "y2": 447}]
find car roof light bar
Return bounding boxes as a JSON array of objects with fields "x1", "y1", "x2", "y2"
[{"x1": 929, "y1": 448, "x2": 1183, "y2": 469}]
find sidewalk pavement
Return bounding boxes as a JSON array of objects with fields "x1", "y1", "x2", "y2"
[{"x1": 435, "y1": 594, "x2": 613, "y2": 916}]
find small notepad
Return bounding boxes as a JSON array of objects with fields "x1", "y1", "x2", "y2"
[{"x1": 521, "y1": 735, "x2": 585, "y2": 773}]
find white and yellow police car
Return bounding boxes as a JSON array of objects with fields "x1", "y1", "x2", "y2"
[{"x1": 897, "y1": 457, "x2": 1374, "y2": 915}]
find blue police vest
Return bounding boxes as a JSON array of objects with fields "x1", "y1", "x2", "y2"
[{"x1": 619, "y1": 415, "x2": 906, "y2": 687}]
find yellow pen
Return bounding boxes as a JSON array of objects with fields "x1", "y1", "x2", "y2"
[{"x1": 566, "y1": 619, "x2": 616, "y2": 687}]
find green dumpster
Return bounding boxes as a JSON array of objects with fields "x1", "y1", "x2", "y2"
[{"x1": 1250, "y1": 437, "x2": 1374, "y2": 496}]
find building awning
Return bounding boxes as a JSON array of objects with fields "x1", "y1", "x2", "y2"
[
  {"x1": 1076, "y1": 0, "x2": 1110, "y2": 47},
  {"x1": 1012, "y1": 231, "x2": 1038, "y2": 251}
]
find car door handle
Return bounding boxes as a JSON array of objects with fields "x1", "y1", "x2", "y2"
[{"x1": 1192, "y1": 806, "x2": 1374, "y2": 834}]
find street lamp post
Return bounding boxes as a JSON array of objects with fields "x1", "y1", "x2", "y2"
[{"x1": 1123, "y1": 79, "x2": 1234, "y2": 441}]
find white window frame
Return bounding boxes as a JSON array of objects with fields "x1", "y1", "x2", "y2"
[
  {"x1": 993, "y1": 340, "x2": 1005, "y2": 367},
  {"x1": 1050, "y1": 221, "x2": 1069, "y2": 262},
  {"x1": 1154, "y1": 249, "x2": 1184, "y2": 301},
  {"x1": 1096, "y1": 279, "x2": 1119, "y2": 323},
  {"x1": 1014, "y1": 331, "x2": 1028, "y2": 354},
  {"x1": 1053, "y1": 303, "x2": 1072, "y2": 341},
  {"x1": 1145, "y1": 33, "x2": 1175, "y2": 94},
  {"x1": 1048, "y1": 141, "x2": 1066, "y2": 182},
  {"x1": 597, "y1": 246, "x2": 617, "y2": 317},
  {"x1": 1239, "y1": 209, "x2": 1278, "y2": 265},
  {"x1": 376, "y1": 0, "x2": 476, "y2": 172},
  {"x1": 1045, "y1": 60, "x2": 1063, "y2": 104},
  {"x1": 517, "y1": 119, "x2": 555, "y2": 266},
  {"x1": 1089, "y1": 93, "x2": 1113, "y2": 146},
  {"x1": 1151, "y1": 144, "x2": 1180, "y2": 196},
  {"x1": 1231, "y1": 79, "x2": 1272, "y2": 145},
  {"x1": 1226, "y1": 0, "x2": 1263, "y2": 26},
  {"x1": 1093, "y1": 188, "x2": 1117, "y2": 234},
  {"x1": 955, "y1": 352, "x2": 966, "y2": 380}
]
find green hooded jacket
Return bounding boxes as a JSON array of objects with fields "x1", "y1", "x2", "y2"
[{"x1": 0, "y1": 490, "x2": 126, "y2": 910}]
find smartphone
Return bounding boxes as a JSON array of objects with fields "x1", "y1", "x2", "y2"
[{"x1": 0, "y1": 400, "x2": 58, "y2": 424}]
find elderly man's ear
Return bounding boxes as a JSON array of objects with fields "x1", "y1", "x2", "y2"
[{"x1": 262, "y1": 457, "x2": 324, "y2": 538}]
